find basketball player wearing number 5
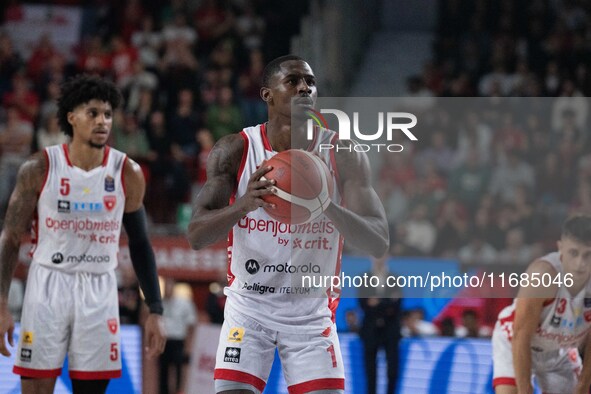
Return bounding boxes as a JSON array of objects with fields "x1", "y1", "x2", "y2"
[
  {"x1": 188, "y1": 55, "x2": 389, "y2": 394},
  {"x1": 0, "y1": 75, "x2": 166, "y2": 394}
]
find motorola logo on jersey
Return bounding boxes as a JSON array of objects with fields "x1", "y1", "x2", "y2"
[
  {"x1": 66, "y1": 254, "x2": 111, "y2": 264},
  {"x1": 245, "y1": 259, "x2": 260, "y2": 274},
  {"x1": 51, "y1": 252, "x2": 64, "y2": 264},
  {"x1": 263, "y1": 262, "x2": 321, "y2": 274}
]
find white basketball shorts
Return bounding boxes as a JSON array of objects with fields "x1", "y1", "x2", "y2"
[
  {"x1": 14, "y1": 263, "x2": 122, "y2": 379},
  {"x1": 214, "y1": 307, "x2": 345, "y2": 393},
  {"x1": 492, "y1": 323, "x2": 581, "y2": 393}
]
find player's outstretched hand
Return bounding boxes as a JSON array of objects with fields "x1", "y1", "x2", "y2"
[
  {"x1": 0, "y1": 307, "x2": 14, "y2": 357},
  {"x1": 144, "y1": 313, "x2": 166, "y2": 359},
  {"x1": 237, "y1": 165, "x2": 276, "y2": 213}
]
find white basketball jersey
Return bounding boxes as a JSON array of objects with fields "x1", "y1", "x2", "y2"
[
  {"x1": 496, "y1": 252, "x2": 591, "y2": 350},
  {"x1": 31, "y1": 144, "x2": 126, "y2": 273},
  {"x1": 225, "y1": 124, "x2": 343, "y2": 334}
]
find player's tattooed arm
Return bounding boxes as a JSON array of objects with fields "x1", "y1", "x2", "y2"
[
  {"x1": 0, "y1": 153, "x2": 46, "y2": 301},
  {"x1": 325, "y1": 140, "x2": 389, "y2": 257},
  {"x1": 187, "y1": 133, "x2": 274, "y2": 250}
]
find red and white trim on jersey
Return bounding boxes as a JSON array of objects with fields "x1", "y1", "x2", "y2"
[
  {"x1": 13, "y1": 366, "x2": 62, "y2": 378},
  {"x1": 287, "y1": 378, "x2": 345, "y2": 393},
  {"x1": 214, "y1": 368, "x2": 267, "y2": 392},
  {"x1": 69, "y1": 369, "x2": 122, "y2": 380},
  {"x1": 492, "y1": 377, "x2": 516, "y2": 388}
]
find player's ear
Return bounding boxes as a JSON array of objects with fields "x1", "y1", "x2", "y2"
[
  {"x1": 261, "y1": 87, "x2": 272, "y2": 103},
  {"x1": 67, "y1": 111, "x2": 76, "y2": 126}
]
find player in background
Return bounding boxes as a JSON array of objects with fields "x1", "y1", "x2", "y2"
[
  {"x1": 188, "y1": 55, "x2": 388, "y2": 393},
  {"x1": 493, "y1": 214, "x2": 591, "y2": 394},
  {"x1": 0, "y1": 75, "x2": 166, "y2": 394}
]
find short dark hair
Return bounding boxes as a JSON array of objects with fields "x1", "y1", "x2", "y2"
[
  {"x1": 261, "y1": 55, "x2": 305, "y2": 87},
  {"x1": 57, "y1": 75, "x2": 122, "y2": 137},
  {"x1": 562, "y1": 214, "x2": 591, "y2": 244}
]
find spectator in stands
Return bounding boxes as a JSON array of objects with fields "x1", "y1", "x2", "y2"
[
  {"x1": 497, "y1": 227, "x2": 541, "y2": 266},
  {"x1": 36, "y1": 113, "x2": 69, "y2": 150},
  {"x1": 160, "y1": 278, "x2": 197, "y2": 394},
  {"x1": 205, "y1": 280, "x2": 225, "y2": 325},
  {"x1": 131, "y1": 15, "x2": 163, "y2": 72},
  {"x1": 401, "y1": 308, "x2": 438, "y2": 337},
  {"x1": 455, "y1": 309, "x2": 491, "y2": 338},
  {"x1": 449, "y1": 148, "x2": 491, "y2": 213},
  {"x1": 2, "y1": 73, "x2": 39, "y2": 124},
  {"x1": 458, "y1": 231, "x2": 498, "y2": 266},
  {"x1": 205, "y1": 86, "x2": 243, "y2": 141},
  {"x1": 358, "y1": 254, "x2": 402, "y2": 394},
  {"x1": 0, "y1": 32, "x2": 22, "y2": 98},
  {"x1": 0, "y1": 105, "x2": 33, "y2": 221},
  {"x1": 169, "y1": 88, "x2": 200, "y2": 157},
  {"x1": 489, "y1": 149, "x2": 535, "y2": 204}
]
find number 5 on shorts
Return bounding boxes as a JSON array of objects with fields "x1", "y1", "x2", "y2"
[{"x1": 110, "y1": 343, "x2": 119, "y2": 361}]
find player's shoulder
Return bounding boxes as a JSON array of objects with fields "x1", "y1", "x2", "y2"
[
  {"x1": 208, "y1": 133, "x2": 246, "y2": 175},
  {"x1": 19, "y1": 151, "x2": 48, "y2": 184},
  {"x1": 331, "y1": 138, "x2": 370, "y2": 176},
  {"x1": 527, "y1": 255, "x2": 559, "y2": 275}
]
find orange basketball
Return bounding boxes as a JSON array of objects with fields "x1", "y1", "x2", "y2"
[{"x1": 261, "y1": 150, "x2": 333, "y2": 224}]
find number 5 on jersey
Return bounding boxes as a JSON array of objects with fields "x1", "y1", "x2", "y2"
[{"x1": 60, "y1": 178, "x2": 70, "y2": 196}]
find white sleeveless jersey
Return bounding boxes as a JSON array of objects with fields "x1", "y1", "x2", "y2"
[
  {"x1": 496, "y1": 252, "x2": 591, "y2": 350},
  {"x1": 31, "y1": 144, "x2": 126, "y2": 273},
  {"x1": 225, "y1": 124, "x2": 343, "y2": 334}
]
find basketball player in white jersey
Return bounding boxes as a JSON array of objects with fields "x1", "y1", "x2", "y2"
[
  {"x1": 188, "y1": 55, "x2": 389, "y2": 394},
  {"x1": 493, "y1": 214, "x2": 591, "y2": 394},
  {"x1": 0, "y1": 75, "x2": 166, "y2": 394}
]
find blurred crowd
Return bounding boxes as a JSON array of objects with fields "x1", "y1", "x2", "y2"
[
  {"x1": 0, "y1": 0, "x2": 307, "y2": 226},
  {"x1": 379, "y1": 0, "x2": 591, "y2": 267}
]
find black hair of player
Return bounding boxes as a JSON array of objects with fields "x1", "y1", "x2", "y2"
[
  {"x1": 261, "y1": 55, "x2": 305, "y2": 88},
  {"x1": 57, "y1": 75, "x2": 122, "y2": 137},
  {"x1": 562, "y1": 214, "x2": 591, "y2": 245}
]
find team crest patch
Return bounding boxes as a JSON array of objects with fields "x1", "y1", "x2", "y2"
[
  {"x1": 22, "y1": 331, "x2": 33, "y2": 345},
  {"x1": 228, "y1": 327, "x2": 244, "y2": 343},
  {"x1": 103, "y1": 196, "x2": 116, "y2": 211},
  {"x1": 104, "y1": 176, "x2": 115, "y2": 192},
  {"x1": 107, "y1": 318, "x2": 118, "y2": 334},
  {"x1": 224, "y1": 347, "x2": 241, "y2": 363}
]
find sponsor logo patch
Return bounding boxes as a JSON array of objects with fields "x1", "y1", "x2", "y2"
[
  {"x1": 51, "y1": 252, "x2": 64, "y2": 264},
  {"x1": 22, "y1": 332, "x2": 33, "y2": 345},
  {"x1": 550, "y1": 315, "x2": 561, "y2": 327},
  {"x1": 228, "y1": 327, "x2": 244, "y2": 343},
  {"x1": 104, "y1": 176, "x2": 115, "y2": 192},
  {"x1": 20, "y1": 348, "x2": 32, "y2": 362},
  {"x1": 245, "y1": 259, "x2": 260, "y2": 274},
  {"x1": 58, "y1": 200, "x2": 70, "y2": 213},
  {"x1": 224, "y1": 347, "x2": 241, "y2": 363}
]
